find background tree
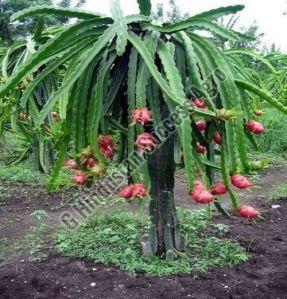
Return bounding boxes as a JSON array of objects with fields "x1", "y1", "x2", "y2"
[
  {"x1": 153, "y1": 0, "x2": 188, "y2": 22},
  {"x1": 0, "y1": 0, "x2": 86, "y2": 45}
]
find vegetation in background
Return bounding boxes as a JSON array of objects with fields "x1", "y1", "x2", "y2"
[
  {"x1": 56, "y1": 209, "x2": 248, "y2": 276},
  {"x1": 267, "y1": 182, "x2": 287, "y2": 201},
  {"x1": 257, "y1": 109, "x2": 287, "y2": 153},
  {"x1": 0, "y1": 0, "x2": 86, "y2": 45}
]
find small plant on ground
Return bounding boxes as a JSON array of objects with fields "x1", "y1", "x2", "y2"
[{"x1": 56, "y1": 209, "x2": 248, "y2": 276}]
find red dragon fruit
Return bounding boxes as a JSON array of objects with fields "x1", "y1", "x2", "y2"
[
  {"x1": 193, "y1": 180, "x2": 206, "y2": 192},
  {"x1": 98, "y1": 135, "x2": 115, "y2": 159},
  {"x1": 191, "y1": 189, "x2": 213, "y2": 204},
  {"x1": 211, "y1": 183, "x2": 227, "y2": 195},
  {"x1": 196, "y1": 144, "x2": 206, "y2": 154},
  {"x1": 191, "y1": 99, "x2": 208, "y2": 109},
  {"x1": 231, "y1": 174, "x2": 252, "y2": 189},
  {"x1": 247, "y1": 120, "x2": 265, "y2": 135},
  {"x1": 131, "y1": 183, "x2": 148, "y2": 198},
  {"x1": 118, "y1": 185, "x2": 134, "y2": 198},
  {"x1": 136, "y1": 133, "x2": 156, "y2": 152},
  {"x1": 213, "y1": 134, "x2": 222, "y2": 145},
  {"x1": 190, "y1": 180, "x2": 213, "y2": 204},
  {"x1": 73, "y1": 171, "x2": 88, "y2": 185},
  {"x1": 131, "y1": 108, "x2": 152, "y2": 125},
  {"x1": 196, "y1": 120, "x2": 207, "y2": 132},
  {"x1": 82, "y1": 157, "x2": 98, "y2": 169},
  {"x1": 237, "y1": 205, "x2": 259, "y2": 219},
  {"x1": 64, "y1": 159, "x2": 79, "y2": 170},
  {"x1": 118, "y1": 183, "x2": 148, "y2": 199}
]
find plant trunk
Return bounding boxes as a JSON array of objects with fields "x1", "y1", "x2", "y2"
[{"x1": 146, "y1": 125, "x2": 185, "y2": 259}]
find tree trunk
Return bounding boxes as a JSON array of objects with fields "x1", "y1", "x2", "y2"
[{"x1": 144, "y1": 105, "x2": 185, "y2": 259}]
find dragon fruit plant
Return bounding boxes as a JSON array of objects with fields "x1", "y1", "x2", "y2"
[{"x1": 1, "y1": 0, "x2": 287, "y2": 258}]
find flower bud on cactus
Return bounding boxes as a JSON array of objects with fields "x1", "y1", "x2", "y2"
[
  {"x1": 19, "y1": 112, "x2": 26, "y2": 120},
  {"x1": 73, "y1": 171, "x2": 88, "y2": 185},
  {"x1": 211, "y1": 183, "x2": 227, "y2": 195},
  {"x1": 195, "y1": 120, "x2": 207, "y2": 132},
  {"x1": 247, "y1": 120, "x2": 265, "y2": 135},
  {"x1": 231, "y1": 174, "x2": 252, "y2": 189},
  {"x1": 26, "y1": 75, "x2": 33, "y2": 83},
  {"x1": 64, "y1": 159, "x2": 79, "y2": 170},
  {"x1": 131, "y1": 108, "x2": 152, "y2": 125},
  {"x1": 90, "y1": 164, "x2": 106, "y2": 177},
  {"x1": 196, "y1": 144, "x2": 206, "y2": 154},
  {"x1": 254, "y1": 110, "x2": 264, "y2": 116},
  {"x1": 216, "y1": 109, "x2": 237, "y2": 120},
  {"x1": 51, "y1": 112, "x2": 60, "y2": 122},
  {"x1": 191, "y1": 99, "x2": 208, "y2": 109},
  {"x1": 213, "y1": 134, "x2": 222, "y2": 145},
  {"x1": 81, "y1": 146, "x2": 93, "y2": 159},
  {"x1": 136, "y1": 133, "x2": 156, "y2": 152},
  {"x1": 237, "y1": 205, "x2": 259, "y2": 219}
]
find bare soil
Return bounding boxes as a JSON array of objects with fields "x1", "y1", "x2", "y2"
[{"x1": 0, "y1": 164, "x2": 287, "y2": 298}]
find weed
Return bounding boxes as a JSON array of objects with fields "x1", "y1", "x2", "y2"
[
  {"x1": 30, "y1": 210, "x2": 48, "y2": 220},
  {"x1": 56, "y1": 208, "x2": 248, "y2": 276},
  {"x1": 267, "y1": 182, "x2": 287, "y2": 201}
]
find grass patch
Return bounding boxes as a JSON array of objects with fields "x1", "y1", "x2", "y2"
[
  {"x1": 267, "y1": 182, "x2": 287, "y2": 201},
  {"x1": 0, "y1": 237, "x2": 10, "y2": 265},
  {"x1": 56, "y1": 209, "x2": 248, "y2": 276},
  {"x1": 0, "y1": 164, "x2": 48, "y2": 184}
]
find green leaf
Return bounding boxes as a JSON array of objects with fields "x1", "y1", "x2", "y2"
[
  {"x1": 127, "y1": 48, "x2": 139, "y2": 182},
  {"x1": 87, "y1": 52, "x2": 117, "y2": 164},
  {"x1": 226, "y1": 49, "x2": 277, "y2": 73},
  {"x1": 137, "y1": 0, "x2": 151, "y2": 16},
  {"x1": 111, "y1": 0, "x2": 128, "y2": 56},
  {"x1": 157, "y1": 40, "x2": 195, "y2": 192},
  {"x1": 191, "y1": 5, "x2": 245, "y2": 20},
  {"x1": 36, "y1": 26, "x2": 116, "y2": 125},
  {"x1": 11, "y1": 5, "x2": 108, "y2": 21},
  {"x1": 0, "y1": 19, "x2": 111, "y2": 99},
  {"x1": 144, "y1": 18, "x2": 241, "y2": 41},
  {"x1": 235, "y1": 79, "x2": 287, "y2": 115},
  {"x1": 20, "y1": 37, "x2": 95, "y2": 108},
  {"x1": 128, "y1": 31, "x2": 216, "y2": 119}
]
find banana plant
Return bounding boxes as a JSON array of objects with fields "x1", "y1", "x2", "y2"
[{"x1": 1, "y1": 1, "x2": 287, "y2": 258}]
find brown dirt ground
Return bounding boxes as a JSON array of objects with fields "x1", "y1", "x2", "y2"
[{"x1": 0, "y1": 164, "x2": 287, "y2": 298}]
